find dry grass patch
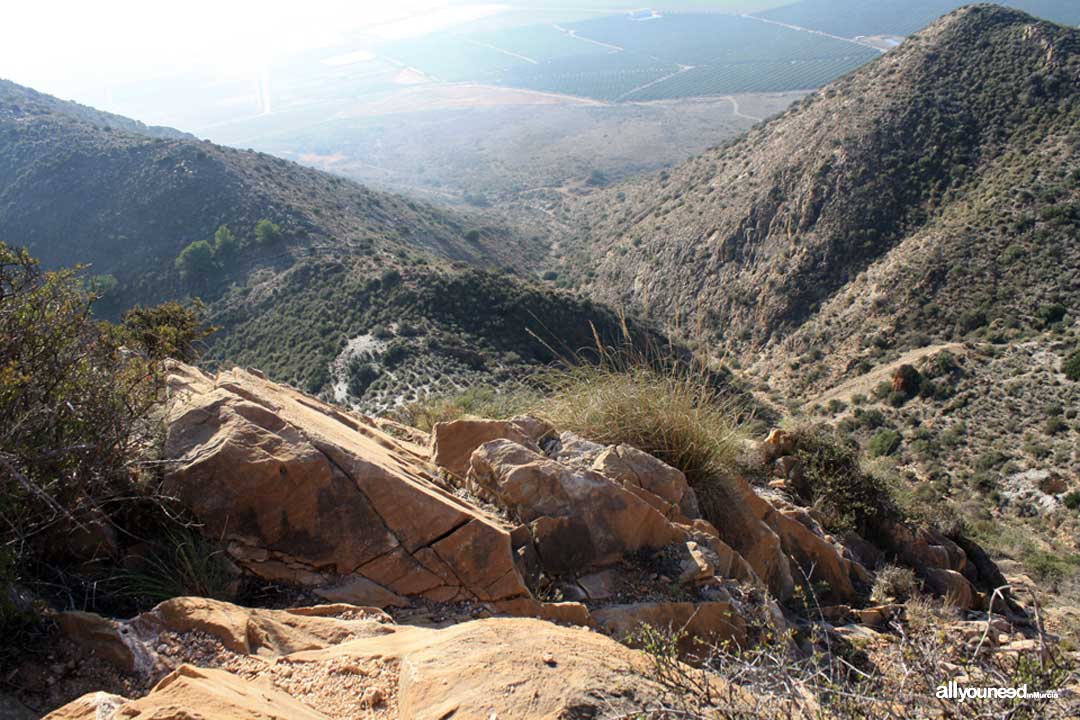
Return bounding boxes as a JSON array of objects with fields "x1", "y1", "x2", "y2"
[{"x1": 534, "y1": 348, "x2": 752, "y2": 527}]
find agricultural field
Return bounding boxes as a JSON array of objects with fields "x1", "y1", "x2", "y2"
[
  {"x1": 754, "y1": 0, "x2": 1080, "y2": 38},
  {"x1": 625, "y1": 55, "x2": 875, "y2": 100},
  {"x1": 501, "y1": 53, "x2": 679, "y2": 102},
  {"x1": 381, "y1": 12, "x2": 881, "y2": 102}
]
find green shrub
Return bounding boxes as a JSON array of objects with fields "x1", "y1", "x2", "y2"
[
  {"x1": 871, "y1": 565, "x2": 917, "y2": 603},
  {"x1": 790, "y1": 425, "x2": 901, "y2": 539},
  {"x1": 0, "y1": 243, "x2": 211, "y2": 665},
  {"x1": 175, "y1": 239, "x2": 216, "y2": 281},
  {"x1": 213, "y1": 224, "x2": 241, "y2": 264},
  {"x1": 254, "y1": 218, "x2": 283, "y2": 245},
  {"x1": 887, "y1": 390, "x2": 909, "y2": 407},
  {"x1": 393, "y1": 386, "x2": 535, "y2": 432},
  {"x1": 113, "y1": 527, "x2": 234, "y2": 604},
  {"x1": 868, "y1": 429, "x2": 903, "y2": 457},
  {"x1": 1065, "y1": 350, "x2": 1080, "y2": 382},
  {"x1": 1063, "y1": 491, "x2": 1080, "y2": 511},
  {"x1": 1044, "y1": 415, "x2": 1067, "y2": 435}
]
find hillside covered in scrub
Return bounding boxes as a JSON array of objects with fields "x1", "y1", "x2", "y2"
[
  {"x1": 560, "y1": 5, "x2": 1080, "y2": 613},
  {"x1": 571, "y1": 5, "x2": 1080, "y2": 380},
  {"x1": 3, "y1": 3, "x2": 1080, "y2": 718},
  {"x1": 0, "y1": 76, "x2": 654, "y2": 407},
  {"x1": 3, "y1": 250, "x2": 1076, "y2": 714}
]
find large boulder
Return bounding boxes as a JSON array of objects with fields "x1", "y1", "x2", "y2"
[
  {"x1": 431, "y1": 416, "x2": 553, "y2": 480},
  {"x1": 163, "y1": 364, "x2": 531, "y2": 605},
  {"x1": 48, "y1": 599, "x2": 691, "y2": 720}
]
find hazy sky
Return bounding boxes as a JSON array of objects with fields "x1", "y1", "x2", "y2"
[{"x1": 1, "y1": 1, "x2": 505, "y2": 103}]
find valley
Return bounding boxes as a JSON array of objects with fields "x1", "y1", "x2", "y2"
[{"x1": 2, "y1": 2, "x2": 1080, "y2": 718}]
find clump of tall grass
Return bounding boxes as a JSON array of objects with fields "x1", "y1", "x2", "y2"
[
  {"x1": 533, "y1": 323, "x2": 752, "y2": 522},
  {"x1": 113, "y1": 527, "x2": 235, "y2": 604},
  {"x1": 391, "y1": 385, "x2": 539, "y2": 432}
]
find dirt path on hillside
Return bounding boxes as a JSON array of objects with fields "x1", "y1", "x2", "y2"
[{"x1": 805, "y1": 342, "x2": 967, "y2": 409}]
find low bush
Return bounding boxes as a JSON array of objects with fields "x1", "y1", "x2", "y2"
[
  {"x1": 392, "y1": 385, "x2": 536, "y2": 432},
  {"x1": 871, "y1": 564, "x2": 917, "y2": 603},
  {"x1": 788, "y1": 425, "x2": 902, "y2": 539},
  {"x1": 868, "y1": 429, "x2": 903, "y2": 457},
  {"x1": 1065, "y1": 350, "x2": 1080, "y2": 381},
  {"x1": 0, "y1": 243, "x2": 212, "y2": 668}
]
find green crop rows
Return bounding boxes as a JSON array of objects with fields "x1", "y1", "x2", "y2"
[{"x1": 381, "y1": 12, "x2": 881, "y2": 101}]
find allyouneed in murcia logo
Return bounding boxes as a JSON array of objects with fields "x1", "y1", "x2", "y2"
[{"x1": 936, "y1": 681, "x2": 1061, "y2": 702}]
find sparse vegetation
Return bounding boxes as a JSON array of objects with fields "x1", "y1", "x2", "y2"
[
  {"x1": 0, "y1": 243, "x2": 213, "y2": 667},
  {"x1": 537, "y1": 347, "x2": 751, "y2": 526}
]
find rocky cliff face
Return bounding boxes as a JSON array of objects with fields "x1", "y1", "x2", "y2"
[{"x1": 161, "y1": 363, "x2": 1014, "y2": 627}]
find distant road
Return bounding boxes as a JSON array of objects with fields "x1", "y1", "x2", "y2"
[{"x1": 740, "y1": 13, "x2": 886, "y2": 53}]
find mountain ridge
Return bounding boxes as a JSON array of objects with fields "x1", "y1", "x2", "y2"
[{"x1": 570, "y1": 4, "x2": 1079, "y2": 393}]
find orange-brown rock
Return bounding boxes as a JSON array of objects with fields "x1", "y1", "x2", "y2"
[
  {"x1": 762, "y1": 429, "x2": 797, "y2": 462},
  {"x1": 469, "y1": 439, "x2": 684, "y2": 568},
  {"x1": 48, "y1": 666, "x2": 329, "y2": 720},
  {"x1": 58, "y1": 597, "x2": 394, "y2": 673},
  {"x1": 431, "y1": 416, "x2": 552, "y2": 480},
  {"x1": 593, "y1": 601, "x2": 748, "y2": 659},
  {"x1": 55, "y1": 612, "x2": 139, "y2": 673},
  {"x1": 891, "y1": 364, "x2": 921, "y2": 395},
  {"x1": 163, "y1": 363, "x2": 531, "y2": 604},
  {"x1": 51, "y1": 603, "x2": 690, "y2": 720},
  {"x1": 590, "y1": 443, "x2": 701, "y2": 520},
  {"x1": 923, "y1": 568, "x2": 980, "y2": 610},
  {"x1": 748, "y1": 499, "x2": 868, "y2": 603}
]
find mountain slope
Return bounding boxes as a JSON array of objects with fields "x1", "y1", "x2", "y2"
[
  {"x1": 755, "y1": 0, "x2": 1080, "y2": 38},
  {"x1": 0, "y1": 77, "x2": 542, "y2": 307},
  {"x1": 0, "y1": 79, "x2": 650, "y2": 408},
  {"x1": 572, "y1": 5, "x2": 1079, "y2": 393}
]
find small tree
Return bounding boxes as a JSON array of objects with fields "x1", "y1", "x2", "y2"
[
  {"x1": 213, "y1": 225, "x2": 241, "y2": 265},
  {"x1": 175, "y1": 240, "x2": 216, "y2": 281},
  {"x1": 121, "y1": 300, "x2": 215, "y2": 362},
  {"x1": 254, "y1": 219, "x2": 282, "y2": 246}
]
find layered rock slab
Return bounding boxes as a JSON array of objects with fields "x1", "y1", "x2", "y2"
[
  {"x1": 48, "y1": 599, "x2": 684, "y2": 720},
  {"x1": 164, "y1": 363, "x2": 530, "y2": 604}
]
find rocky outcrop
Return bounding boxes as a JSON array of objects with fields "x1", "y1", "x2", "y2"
[
  {"x1": 55, "y1": 597, "x2": 393, "y2": 677},
  {"x1": 48, "y1": 598, "x2": 681, "y2": 720},
  {"x1": 164, "y1": 363, "x2": 531, "y2": 606},
  {"x1": 161, "y1": 363, "x2": 1011, "y2": 660}
]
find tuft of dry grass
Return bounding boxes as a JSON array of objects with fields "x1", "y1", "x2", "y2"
[
  {"x1": 533, "y1": 331, "x2": 751, "y2": 524},
  {"x1": 390, "y1": 385, "x2": 537, "y2": 432}
]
